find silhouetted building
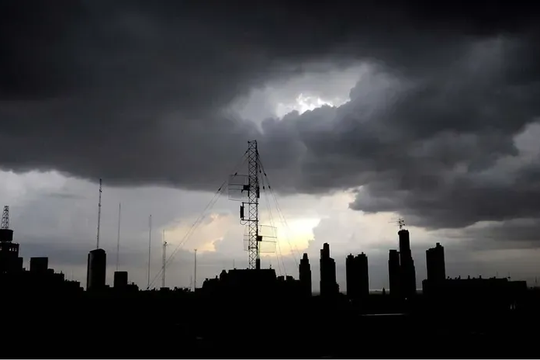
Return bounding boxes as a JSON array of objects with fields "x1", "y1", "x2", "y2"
[
  {"x1": 398, "y1": 229, "x2": 416, "y2": 299},
  {"x1": 0, "y1": 226, "x2": 22, "y2": 274},
  {"x1": 299, "y1": 253, "x2": 312, "y2": 296},
  {"x1": 357, "y1": 253, "x2": 369, "y2": 298},
  {"x1": 0, "y1": 228, "x2": 14, "y2": 242},
  {"x1": 277, "y1": 275, "x2": 302, "y2": 296},
  {"x1": 346, "y1": 252, "x2": 369, "y2": 299},
  {"x1": 201, "y1": 268, "x2": 282, "y2": 299},
  {"x1": 426, "y1": 243, "x2": 445, "y2": 283},
  {"x1": 388, "y1": 249, "x2": 401, "y2": 297},
  {"x1": 346, "y1": 254, "x2": 355, "y2": 297},
  {"x1": 86, "y1": 248, "x2": 106, "y2": 291},
  {"x1": 320, "y1": 243, "x2": 339, "y2": 297},
  {"x1": 30, "y1": 257, "x2": 48, "y2": 274},
  {"x1": 114, "y1": 271, "x2": 128, "y2": 289}
]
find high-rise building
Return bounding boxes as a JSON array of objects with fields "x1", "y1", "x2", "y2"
[
  {"x1": 320, "y1": 243, "x2": 339, "y2": 296},
  {"x1": 299, "y1": 253, "x2": 312, "y2": 297},
  {"x1": 426, "y1": 243, "x2": 446, "y2": 283},
  {"x1": 388, "y1": 249, "x2": 401, "y2": 297},
  {"x1": 346, "y1": 254, "x2": 356, "y2": 298},
  {"x1": 399, "y1": 229, "x2": 417, "y2": 299},
  {"x1": 357, "y1": 252, "x2": 369, "y2": 298},
  {"x1": 346, "y1": 252, "x2": 369, "y2": 299},
  {"x1": 86, "y1": 248, "x2": 106, "y2": 291}
]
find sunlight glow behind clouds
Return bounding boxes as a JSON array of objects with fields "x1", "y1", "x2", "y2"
[
  {"x1": 275, "y1": 93, "x2": 346, "y2": 118},
  {"x1": 272, "y1": 217, "x2": 321, "y2": 256}
]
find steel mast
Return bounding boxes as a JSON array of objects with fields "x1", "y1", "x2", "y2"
[
  {"x1": 147, "y1": 214, "x2": 152, "y2": 290},
  {"x1": 246, "y1": 140, "x2": 261, "y2": 269},
  {"x1": 1, "y1": 206, "x2": 9, "y2": 229},
  {"x1": 96, "y1": 179, "x2": 102, "y2": 249},
  {"x1": 162, "y1": 231, "x2": 167, "y2": 289},
  {"x1": 229, "y1": 140, "x2": 274, "y2": 269}
]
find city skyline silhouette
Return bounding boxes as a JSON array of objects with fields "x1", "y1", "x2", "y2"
[
  {"x1": 1, "y1": 200, "x2": 536, "y2": 357},
  {"x1": 2, "y1": 0, "x2": 540, "y2": 357}
]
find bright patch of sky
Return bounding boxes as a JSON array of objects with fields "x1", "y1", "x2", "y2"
[
  {"x1": 275, "y1": 93, "x2": 342, "y2": 118},
  {"x1": 231, "y1": 65, "x2": 364, "y2": 123}
]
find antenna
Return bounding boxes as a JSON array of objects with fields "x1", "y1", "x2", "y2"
[
  {"x1": 194, "y1": 249, "x2": 197, "y2": 291},
  {"x1": 96, "y1": 179, "x2": 102, "y2": 249},
  {"x1": 1, "y1": 206, "x2": 9, "y2": 229},
  {"x1": 228, "y1": 140, "x2": 276, "y2": 269},
  {"x1": 147, "y1": 214, "x2": 152, "y2": 290},
  {"x1": 398, "y1": 218, "x2": 406, "y2": 230},
  {"x1": 162, "y1": 230, "x2": 167, "y2": 288},
  {"x1": 116, "y1": 202, "x2": 121, "y2": 271},
  {"x1": 247, "y1": 141, "x2": 260, "y2": 269}
]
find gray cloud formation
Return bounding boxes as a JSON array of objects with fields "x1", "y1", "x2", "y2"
[{"x1": 1, "y1": 0, "x2": 540, "y2": 235}]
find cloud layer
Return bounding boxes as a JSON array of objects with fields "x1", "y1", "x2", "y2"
[{"x1": 1, "y1": 0, "x2": 540, "y2": 235}]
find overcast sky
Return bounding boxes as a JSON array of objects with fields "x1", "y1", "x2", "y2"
[{"x1": 1, "y1": 0, "x2": 540, "y2": 291}]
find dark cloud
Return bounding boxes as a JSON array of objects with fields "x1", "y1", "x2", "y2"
[
  {"x1": 456, "y1": 218, "x2": 540, "y2": 250},
  {"x1": 1, "y1": 0, "x2": 540, "y2": 237}
]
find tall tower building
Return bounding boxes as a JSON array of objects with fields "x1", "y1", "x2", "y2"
[
  {"x1": 357, "y1": 252, "x2": 369, "y2": 298},
  {"x1": 345, "y1": 254, "x2": 358, "y2": 299},
  {"x1": 398, "y1": 229, "x2": 417, "y2": 299},
  {"x1": 319, "y1": 243, "x2": 338, "y2": 296},
  {"x1": 87, "y1": 248, "x2": 107, "y2": 291},
  {"x1": 426, "y1": 242, "x2": 446, "y2": 283},
  {"x1": 346, "y1": 252, "x2": 369, "y2": 299},
  {"x1": 346, "y1": 254, "x2": 357, "y2": 298},
  {"x1": 299, "y1": 253, "x2": 312, "y2": 297},
  {"x1": 0, "y1": 206, "x2": 23, "y2": 274},
  {"x1": 388, "y1": 249, "x2": 401, "y2": 297}
]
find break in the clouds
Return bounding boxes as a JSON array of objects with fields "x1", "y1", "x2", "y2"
[{"x1": 1, "y1": 0, "x2": 540, "y2": 236}]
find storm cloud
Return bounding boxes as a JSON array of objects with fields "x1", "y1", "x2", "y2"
[{"x1": 1, "y1": 0, "x2": 540, "y2": 236}]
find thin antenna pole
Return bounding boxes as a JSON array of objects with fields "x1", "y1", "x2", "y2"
[
  {"x1": 116, "y1": 202, "x2": 121, "y2": 271},
  {"x1": 194, "y1": 249, "x2": 197, "y2": 291},
  {"x1": 162, "y1": 230, "x2": 167, "y2": 288},
  {"x1": 147, "y1": 214, "x2": 152, "y2": 290},
  {"x1": 96, "y1": 179, "x2": 102, "y2": 249}
]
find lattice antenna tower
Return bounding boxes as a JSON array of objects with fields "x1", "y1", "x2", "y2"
[
  {"x1": 1, "y1": 206, "x2": 9, "y2": 230},
  {"x1": 228, "y1": 140, "x2": 277, "y2": 270},
  {"x1": 96, "y1": 179, "x2": 103, "y2": 249},
  {"x1": 398, "y1": 218, "x2": 406, "y2": 230},
  {"x1": 116, "y1": 202, "x2": 122, "y2": 271},
  {"x1": 162, "y1": 230, "x2": 167, "y2": 288},
  {"x1": 147, "y1": 214, "x2": 152, "y2": 290}
]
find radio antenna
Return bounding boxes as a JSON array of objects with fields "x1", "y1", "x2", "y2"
[
  {"x1": 116, "y1": 202, "x2": 121, "y2": 270},
  {"x1": 96, "y1": 179, "x2": 102, "y2": 249}
]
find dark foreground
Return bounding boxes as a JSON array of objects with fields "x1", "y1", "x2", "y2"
[{"x1": 4, "y1": 293, "x2": 540, "y2": 358}]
